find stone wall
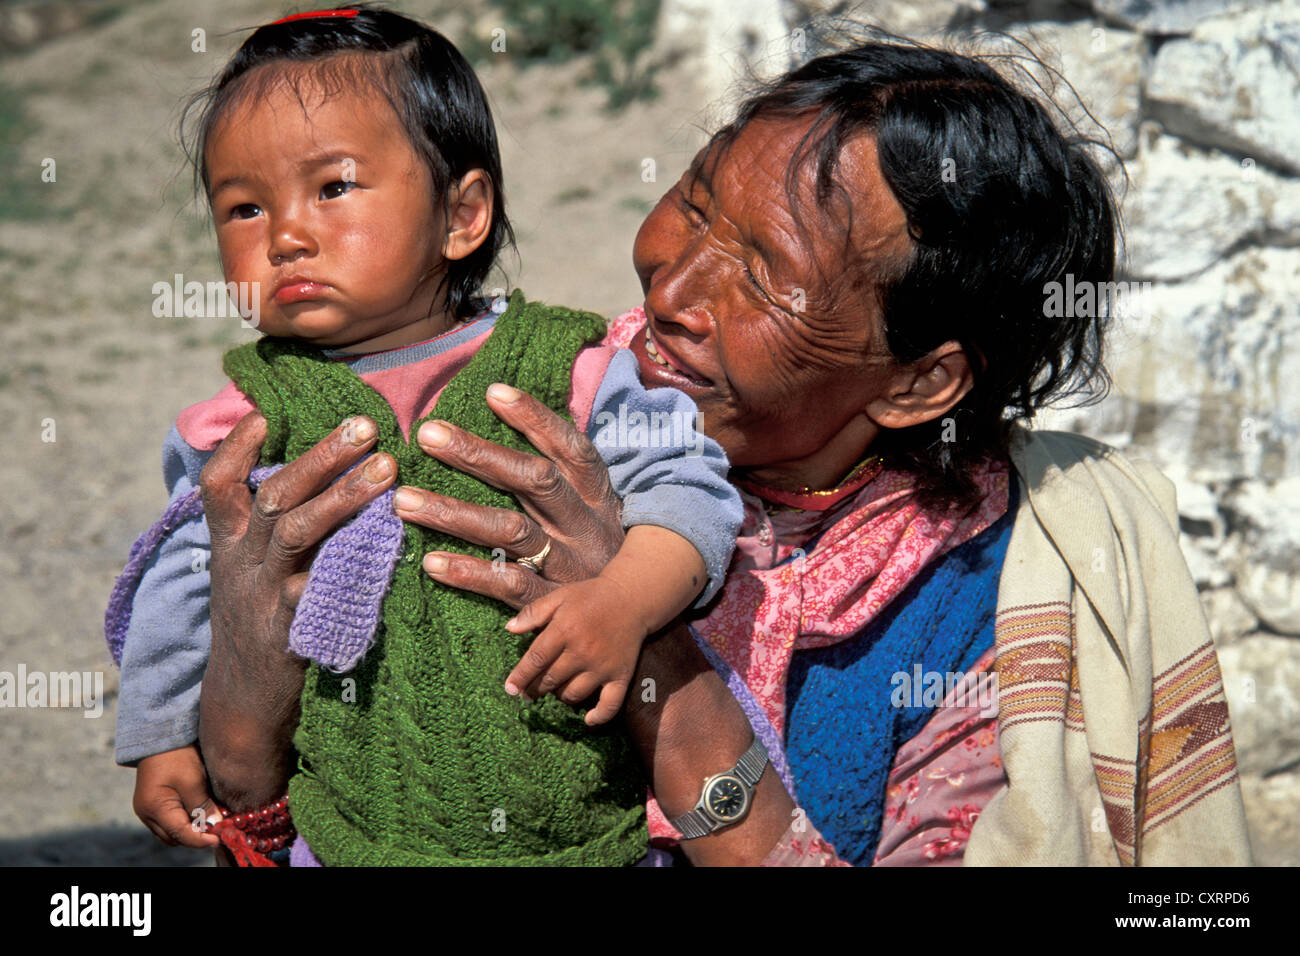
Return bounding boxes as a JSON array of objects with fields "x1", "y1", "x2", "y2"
[{"x1": 658, "y1": 0, "x2": 1300, "y2": 863}]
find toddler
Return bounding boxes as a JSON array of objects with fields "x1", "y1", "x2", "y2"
[{"x1": 106, "y1": 5, "x2": 740, "y2": 866}]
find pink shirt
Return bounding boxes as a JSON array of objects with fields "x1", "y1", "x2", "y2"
[{"x1": 176, "y1": 316, "x2": 618, "y2": 449}]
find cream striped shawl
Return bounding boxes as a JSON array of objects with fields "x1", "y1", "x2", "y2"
[{"x1": 965, "y1": 427, "x2": 1252, "y2": 865}]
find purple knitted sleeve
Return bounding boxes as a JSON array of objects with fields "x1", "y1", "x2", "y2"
[{"x1": 287, "y1": 486, "x2": 404, "y2": 672}]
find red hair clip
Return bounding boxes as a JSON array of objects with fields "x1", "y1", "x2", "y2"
[{"x1": 270, "y1": 9, "x2": 359, "y2": 25}]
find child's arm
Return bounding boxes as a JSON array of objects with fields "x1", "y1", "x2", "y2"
[
  {"x1": 112, "y1": 425, "x2": 218, "y2": 766},
  {"x1": 596, "y1": 524, "x2": 707, "y2": 633},
  {"x1": 504, "y1": 524, "x2": 706, "y2": 725},
  {"x1": 110, "y1": 419, "x2": 228, "y2": 848}
]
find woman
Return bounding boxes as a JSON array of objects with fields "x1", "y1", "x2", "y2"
[{"x1": 195, "y1": 38, "x2": 1252, "y2": 865}]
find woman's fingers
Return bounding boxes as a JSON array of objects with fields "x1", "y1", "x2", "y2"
[
  {"x1": 278, "y1": 572, "x2": 310, "y2": 611},
  {"x1": 199, "y1": 412, "x2": 268, "y2": 551},
  {"x1": 423, "y1": 551, "x2": 555, "y2": 611},
  {"x1": 483, "y1": 384, "x2": 616, "y2": 507},
  {"x1": 268, "y1": 572, "x2": 312, "y2": 660},
  {"x1": 408, "y1": 388, "x2": 625, "y2": 590},
  {"x1": 241, "y1": 416, "x2": 382, "y2": 564},
  {"x1": 201, "y1": 413, "x2": 379, "y2": 560},
  {"x1": 415, "y1": 417, "x2": 593, "y2": 532},
  {"x1": 395, "y1": 487, "x2": 551, "y2": 561},
  {"x1": 260, "y1": 452, "x2": 396, "y2": 580}
]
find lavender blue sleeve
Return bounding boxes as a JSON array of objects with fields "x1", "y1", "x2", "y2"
[
  {"x1": 585, "y1": 349, "x2": 741, "y2": 607},
  {"x1": 113, "y1": 425, "x2": 214, "y2": 766}
]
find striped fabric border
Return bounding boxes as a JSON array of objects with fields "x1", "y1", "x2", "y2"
[
  {"x1": 1086, "y1": 643, "x2": 1240, "y2": 864},
  {"x1": 989, "y1": 600, "x2": 1241, "y2": 865},
  {"x1": 1094, "y1": 747, "x2": 1139, "y2": 866},
  {"x1": 1065, "y1": 644, "x2": 1085, "y2": 734},
  {"x1": 992, "y1": 602, "x2": 1072, "y2": 733},
  {"x1": 1141, "y1": 642, "x2": 1240, "y2": 837}
]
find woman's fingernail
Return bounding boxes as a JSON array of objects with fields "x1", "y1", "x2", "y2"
[
  {"x1": 394, "y1": 488, "x2": 423, "y2": 511},
  {"x1": 363, "y1": 455, "x2": 392, "y2": 482},
  {"x1": 419, "y1": 421, "x2": 451, "y2": 448},
  {"x1": 424, "y1": 553, "x2": 449, "y2": 575},
  {"x1": 342, "y1": 416, "x2": 376, "y2": 444},
  {"x1": 487, "y1": 383, "x2": 521, "y2": 403},
  {"x1": 504, "y1": 681, "x2": 519, "y2": 696}
]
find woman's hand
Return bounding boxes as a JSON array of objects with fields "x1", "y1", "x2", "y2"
[
  {"x1": 197, "y1": 412, "x2": 396, "y2": 811},
  {"x1": 394, "y1": 382, "x2": 625, "y2": 606},
  {"x1": 404, "y1": 384, "x2": 797, "y2": 865}
]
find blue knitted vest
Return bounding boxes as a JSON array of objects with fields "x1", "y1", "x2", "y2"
[{"x1": 783, "y1": 482, "x2": 1017, "y2": 865}]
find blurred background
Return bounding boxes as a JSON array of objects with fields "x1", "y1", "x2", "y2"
[{"x1": 0, "y1": 0, "x2": 1295, "y2": 865}]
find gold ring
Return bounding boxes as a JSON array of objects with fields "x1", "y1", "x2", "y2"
[{"x1": 515, "y1": 539, "x2": 552, "y2": 574}]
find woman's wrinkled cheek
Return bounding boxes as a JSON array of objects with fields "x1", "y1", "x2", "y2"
[{"x1": 740, "y1": 323, "x2": 831, "y2": 398}]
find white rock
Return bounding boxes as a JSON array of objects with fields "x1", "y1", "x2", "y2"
[
  {"x1": 1217, "y1": 633, "x2": 1300, "y2": 775},
  {"x1": 1237, "y1": 771, "x2": 1300, "y2": 865},
  {"x1": 1092, "y1": 0, "x2": 1270, "y2": 34},
  {"x1": 656, "y1": 0, "x2": 799, "y2": 111},
  {"x1": 787, "y1": 0, "x2": 986, "y2": 40},
  {"x1": 2, "y1": 8, "x2": 40, "y2": 47},
  {"x1": 1200, "y1": 587, "x2": 1260, "y2": 645},
  {"x1": 0, "y1": 3, "x2": 96, "y2": 50},
  {"x1": 660, "y1": 0, "x2": 993, "y2": 110},
  {"x1": 1226, "y1": 478, "x2": 1300, "y2": 565},
  {"x1": 1166, "y1": 467, "x2": 1222, "y2": 527},
  {"x1": 1146, "y1": 2, "x2": 1300, "y2": 175},
  {"x1": 1222, "y1": 480, "x2": 1300, "y2": 634},
  {"x1": 978, "y1": 21, "x2": 1143, "y2": 158},
  {"x1": 1236, "y1": 564, "x2": 1300, "y2": 634},
  {"x1": 1181, "y1": 534, "x2": 1234, "y2": 588},
  {"x1": 1123, "y1": 128, "x2": 1300, "y2": 281},
  {"x1": 1042, "y1": 247, "x2": 1300, "y2": 483}
]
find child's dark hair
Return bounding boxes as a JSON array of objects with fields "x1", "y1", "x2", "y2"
[
  {"x1": 181, "y1": 4, "x2": 514, "y2": 320},
  {"x1": 710, "y1": 30, "x2": 1119, "y2": 508}
]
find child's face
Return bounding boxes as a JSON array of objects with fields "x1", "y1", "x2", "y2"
[{"x1": 205, "y1": 70, "x2": 450, "y2": 351}]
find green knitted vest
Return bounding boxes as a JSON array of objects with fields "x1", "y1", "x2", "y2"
[{"x1": 222, "y1": 292, "x2": 648, "y2": 866}]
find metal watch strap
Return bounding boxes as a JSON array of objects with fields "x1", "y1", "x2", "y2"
[
  {"x1": 733, "y1": 735, "x2": 768, "y2": 787},
  {"x1": 674, "y1": 804, "x2": 717, "y2": 840},
  {"x1": 671, "y1": 736, "x2": 769, "y2": 839}
]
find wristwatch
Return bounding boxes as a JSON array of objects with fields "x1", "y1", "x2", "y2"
[{"x1": 670, "y1": 736, "x2": 769, "y2": 839}]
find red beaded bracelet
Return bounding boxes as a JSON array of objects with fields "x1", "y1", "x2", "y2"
[{"x1": 206, "y1": 794, "x2": 295, "y2": 867}]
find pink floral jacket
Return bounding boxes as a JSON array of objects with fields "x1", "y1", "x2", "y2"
[{"x1": 763, "y1": 648, "x2": 1005, "y2": 866}]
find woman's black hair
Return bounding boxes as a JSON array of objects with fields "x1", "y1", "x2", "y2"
[
  {"x1": 711, "y1": 29, "x2": 1119, "y2": 507},
  {"x1": 181, "y1": 3, "x2": 514, "y2": 320}
]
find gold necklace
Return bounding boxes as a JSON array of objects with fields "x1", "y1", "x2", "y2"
[
  {"x1": 791, "y1": 455, "x2": 883, "y2": 497},
  {"x1": 742, "y1": 455, "x2": 884, "y2": 514}
]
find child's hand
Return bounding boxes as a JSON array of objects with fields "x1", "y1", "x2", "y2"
[
  {"x1": 132, "y1": 745, "x2": 221, "y2": 850},
  {"x1": 504, "y1": 576, "x2": 651, "y2": 726}
]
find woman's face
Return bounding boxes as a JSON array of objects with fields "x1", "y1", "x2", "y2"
[{"x1": 630, "y1": 113, "x2": 914, "y2": 485}]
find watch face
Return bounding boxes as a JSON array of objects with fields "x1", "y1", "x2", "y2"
[{"x1": 705, "y1": 775, "x2": 749, "y2": 822}]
